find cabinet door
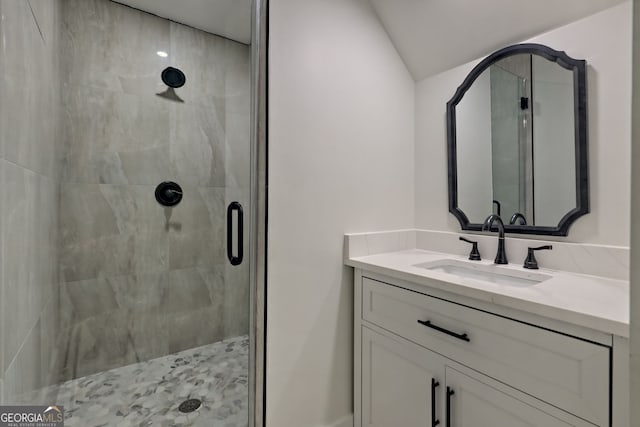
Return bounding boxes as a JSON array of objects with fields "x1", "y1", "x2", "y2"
[
  {"x1": 362, "y1": 327, "x2": 444, "y2": 427},
  {"x1": 445, "y1": 366, "x2": 594, "y2": 427}
]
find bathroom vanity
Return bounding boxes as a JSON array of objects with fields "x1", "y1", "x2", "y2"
[
  {"x1": 345, "y1": 231, "x2": 629, "y2": 427},
  {"x1": 346, "y1": 41, "x2": 629, "y2": 427}
]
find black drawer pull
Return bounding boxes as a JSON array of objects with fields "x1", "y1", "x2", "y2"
[
  {"x1": 446, "y1": 387, "x2": 455, "y2": 427},
  {"x1": 431, "y1": 378, "x2": 440, "y2": 426},
  {"x1": 417, "y1": 320, "x2": 470, "y2": 342}
]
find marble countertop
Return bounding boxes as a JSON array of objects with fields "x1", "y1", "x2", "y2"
[{"x1": 346, "y1": 248, "x2": 629, "y2": 337}]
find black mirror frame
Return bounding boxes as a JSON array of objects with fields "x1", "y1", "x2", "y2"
[{"x1": 446, "y1": 43, "x2": 589, "y2": 236}]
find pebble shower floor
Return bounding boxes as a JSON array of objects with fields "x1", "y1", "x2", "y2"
[{"x1": 52, "y1": 335, "x2": 249, "y2": 426}]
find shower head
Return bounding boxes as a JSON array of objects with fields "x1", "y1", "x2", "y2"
[{"x1": 161, "y1": 67, "x2": 186, "y2": 88}]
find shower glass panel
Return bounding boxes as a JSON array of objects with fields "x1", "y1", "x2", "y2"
[
  {"x1": 490, "y1": 58, "x2": 532, "y2": 223},
  {"x1": 0, "y1": 0, "x2": 256, "y2": 425}
]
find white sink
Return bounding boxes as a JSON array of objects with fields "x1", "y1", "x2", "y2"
[{"x1": 413, "y1": 259, "x2": 551, "y2": 287}]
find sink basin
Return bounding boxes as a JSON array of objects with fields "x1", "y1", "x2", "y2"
[{"x1": 413, "y1": 259, "x2": 551, "y2": 287}]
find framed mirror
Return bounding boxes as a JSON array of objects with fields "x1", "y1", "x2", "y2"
[{"x1": 447, "y1": 43, "x2": 588, "y2": 236}]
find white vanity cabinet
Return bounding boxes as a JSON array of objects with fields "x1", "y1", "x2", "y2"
[
  {"x1": 362, "y1": 327, "x2": 593, "y2": 427},
  {"x1": 354, "y1": 271, "x2": 625, "y2": 427},
  {"x1": 361, "y1": 327, "x2": 443, "y2": 426}
]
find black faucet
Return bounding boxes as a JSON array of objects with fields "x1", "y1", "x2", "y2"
[{"x1": 482, "y1": 214, "x2": 508, "y2": 264}]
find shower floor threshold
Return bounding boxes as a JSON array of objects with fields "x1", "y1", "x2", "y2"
[{"x1": 56, "y1": 335, "x2": 249, "y2": 427}]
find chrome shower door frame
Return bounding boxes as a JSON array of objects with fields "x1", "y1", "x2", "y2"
[{"x1": 249, "y1": 0, "x2": 268, "y2": 425}]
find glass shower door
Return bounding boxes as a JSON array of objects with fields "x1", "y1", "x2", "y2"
[{"x1": 0, "y1": 0, "x2": 254, "y2": 425}]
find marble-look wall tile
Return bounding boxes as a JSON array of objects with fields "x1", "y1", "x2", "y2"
[
  {"x1": 170, "y1": 102, "x2": 226, "y2": 187},
  {"x1": 0, "y1": 0, "x2": 61, "y2": 179},
  {"x1": 61, "y1": 85, "x2": 172, "y2": 184},
  {"x1": 64, "y1": 310, "x2": 138, "y2": 379},
  {"x1": 0, "y1": 0, "x2": 63, "y2": 404},
  {"x1": 28, "y1": 0, "x2": 61, "y2": 46},
  {"x1": 60, "y1": 183, "x2": 120, "y2": 246},
  {"x1": 58, "y1": 184, "x2": 234, "y2": 375},
  {"x1": 60, "y1": 184, "x2": 167, "y2": 245},
  {"x1": 225, "y1": 112, "x2": 251, "y2": 191},
  {"x1": 61, "y1": 0, "x2": 171, "y2": 95},
  {"x1": 222, "y1": 40, "x2": 250, "y2": 192},
  {"x1": 57, "y1": 0, "x2": 252, "y2": 379},
  {"x1": 124, "y1": 312, "x2": 170, "y2": 363},
  {"x1": 223, "y1": 263, "x2": 250, "y2": 339},
  {"x1": 169, "y1": 229, "x2": 225, "y2": 270},
  {"x1": 224, "y1": 42, "x2": 252, "y2": 117},
  {"x1": 0, "y1": 161, "x2": 4, "y2": 377},
  {"x1": 63, "y1": 273, "x2": 168, "y2": 368},
  {"x1": 2, "y1": 163, "x2": 59, "y2": 374},
  {"x1": 38, "y1": 295, "x2": 63, "y2": 391},
  {"x1": 3, "y1": 319, "x2": 42, "y2": 404},
  {"x1": 3, "y1": 296, "x2": 61, "y2": 405},
  {"x1": 169, "y1": 22, "x2": 228, "y2": 106},
  {"x1": 166, "y1": 306, "x2": 224, "y2": 355},
  {"x1": 165, "y1": 268, "x2": 214, "y2": 313},
  {"x1": 59, "y1": 266, "x2": 230, "y2": 376},
  {"x1": 63, "y1": 277, "x2": 119, "y2": 321},
  {"x1": 102, "y1": 185, "x2": 167, "y2": 233},
  {"x1": 60, "y1": 230, "x2": 169, "y2": 283},
  {"x1": 167, "y1": 186, "x2": 219, "y2": 230}
]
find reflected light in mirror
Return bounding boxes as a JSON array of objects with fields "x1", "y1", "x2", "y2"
[{"x1": 157, "y1": 51, "x2": 168, "y2": 57}]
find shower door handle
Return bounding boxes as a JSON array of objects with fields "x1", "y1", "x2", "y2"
[{"x1": 227, "y1": 202, "x2": 244, "y2": 266}]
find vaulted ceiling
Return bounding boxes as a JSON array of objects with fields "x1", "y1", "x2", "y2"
[
  {"x1": 369, "y1": 0, "x2": 628, "y2": 81},
  {"x1": 112, "y1": 0, "x2": 627, "y2": 79}
]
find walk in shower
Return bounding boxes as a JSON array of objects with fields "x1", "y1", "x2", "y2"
[{"x1": 0, "y1": 0, "x2": 265, "y2": 425}]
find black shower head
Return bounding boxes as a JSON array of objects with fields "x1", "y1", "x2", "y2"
[{"x1": 161, "y1": 67, "x2": 186, "y2": 88}]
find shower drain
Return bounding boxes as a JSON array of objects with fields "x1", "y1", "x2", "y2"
[{"x1": 178, "y1": 398, "x2": 202, "y2": 413}]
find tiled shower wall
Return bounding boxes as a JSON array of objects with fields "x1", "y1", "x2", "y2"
[
  {"x1": 0, "y1": 0, "x2": 64, "y2": 403},
  {"x1": 58, "y1": 0, "x2": 251, "y2": 379}
]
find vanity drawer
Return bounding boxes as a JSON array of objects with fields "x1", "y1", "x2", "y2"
[{"x1": 361, "y1": 277, "x2": 610, "y2": 426}]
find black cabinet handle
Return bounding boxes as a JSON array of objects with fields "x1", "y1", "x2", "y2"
[
  {"x1": 446, "y1": 387, "x2": 455, "y2": 427},
  {"x1": 227, "y1": 202, "x2": 243, "y2": 266},
  {"x1": 431, "y1": 378, "x2": 440, "y2": 427},
  {"x1": 417, "y1": 320, "x2": 470, "y2": 342}
]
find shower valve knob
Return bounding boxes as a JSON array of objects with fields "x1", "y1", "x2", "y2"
[{"x1": 155, "y1": 181, "x2": 183, "y2": 206}]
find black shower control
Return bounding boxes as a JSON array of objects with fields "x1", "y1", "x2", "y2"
[
  {"x1": 155, "y1": 181, "x2": 183, "y2": 207},
  {"x1": 161, "y1": 67, "x2": 186, "y2": 88}
]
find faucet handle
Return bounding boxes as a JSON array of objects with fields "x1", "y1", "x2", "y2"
[
  {"x1": 523, "y1": 245, "x2": 553, "y2": 269},
  {"x1": 459, "y1": 237, "x2": 481, "y2": 261}
]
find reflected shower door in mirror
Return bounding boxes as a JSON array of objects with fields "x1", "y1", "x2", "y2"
[{"x1": 447, "y1": 44, "x2": 588, "y2": 236}]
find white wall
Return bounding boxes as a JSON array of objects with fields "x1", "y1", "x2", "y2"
[
  {"x1": 415, "y1": 2, "x2": 632, "y2": 246},
  {"x1": 267, "y1": 0, "x2": 415, "y2": 425}
]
